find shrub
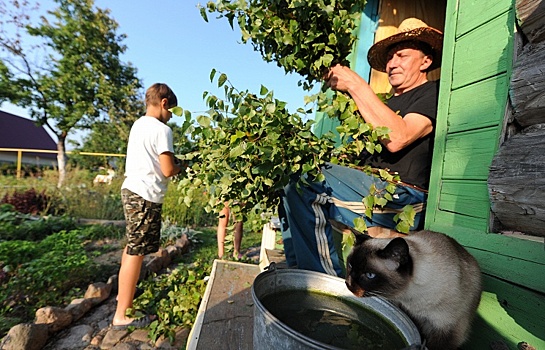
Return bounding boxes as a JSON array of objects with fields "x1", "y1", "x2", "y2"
[
  {"x1": 1, "y1": 188, "x2": 51, "y2": 215},
  {"x1": 162, "y1": 183, "x2": 216, "y2": 228},
  {"x1": 0, "y1": 206, "x2": 77, "y2": 241}
]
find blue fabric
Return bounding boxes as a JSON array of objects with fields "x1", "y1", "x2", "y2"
[{"x1": 279, "y1": 163, "x2": 427, "y2": 277}]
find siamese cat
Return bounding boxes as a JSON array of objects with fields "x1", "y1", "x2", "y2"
[{"x1": 345, "y1": 230, "x2": 482, "y2": 350}]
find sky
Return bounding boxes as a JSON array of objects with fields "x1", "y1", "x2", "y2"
[{"x1": 1, "y1": 0, "x2": 319, "y2": 144}]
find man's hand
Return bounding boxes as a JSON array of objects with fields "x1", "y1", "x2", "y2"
[{"x1": 324, "y1": 64, "x2": 364, "y2": 93}]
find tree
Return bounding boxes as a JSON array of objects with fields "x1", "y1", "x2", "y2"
[
  {"x1": 70, "y1": 90, "x2": 144, "y2": 170},
  {"x1": 0, "y1": 0, "x2": 143, "y2": 186}
]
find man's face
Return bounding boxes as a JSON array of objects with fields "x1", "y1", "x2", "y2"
[{"x1": 385, "y1": 47, "x2": 431, "y2": 93}]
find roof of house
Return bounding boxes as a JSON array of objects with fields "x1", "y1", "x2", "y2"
[
  {"x1": 0, "y1": 110, "x2": 57, "y2": 160},
  {"x1": 0, "y1": 110, "x2": 57, "y2": 151}
]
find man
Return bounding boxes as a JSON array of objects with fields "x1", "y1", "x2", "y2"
[{"x1": 279, "y1": 18, "x2": 443, "y2": 277}]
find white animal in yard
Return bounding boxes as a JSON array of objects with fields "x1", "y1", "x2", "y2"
[{"x1": 93, "y1": 168, "x2": 116, "y2": 185}]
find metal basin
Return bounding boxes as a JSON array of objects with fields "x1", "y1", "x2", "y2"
[{"x1": 252, "y1": 264, "x2": 422, "y2": 349}]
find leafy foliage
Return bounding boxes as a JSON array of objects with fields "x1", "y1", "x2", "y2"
[
  {"x1": 192, "y1": 0, "x2": 416, "y2": 232},
  {"x1": 174, "y1": 71, "x2": 336, "y2": 221},
  {"x1": 130, "y1": 227, "x2": 219, "y2": 343},
  {"x1": 1, "y1": 188, "x2": 51, "y2": 215},
  {"x1": 136, "y1": 264, "x2": 210, "y2": 343},
  {"x1": 0, "y1": 203, "x2": 77, "y2": 241},
  {"x1": 200, "y1": 0, "x2": 365, "y2": 90},
  {"x1": 0, "y1": 219, "x2": 124, "y2": 337}
]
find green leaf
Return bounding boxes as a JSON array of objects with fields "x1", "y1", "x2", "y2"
[
  {"x1": 218, "y1": 73, "x2": 228, "y2": 87},
  {"x1": 395, "y1": 221, "x2": 410, "y2": 234},
  {"x1": 229, "y1": 144, "x2": 245, "y2": 158},
  {"x1": 199, "y1": 6, "x2": 209, "y2": 22},
  {"x1": 353, "y1": 217, "x2": 367, "y2": 233},
  {"x1": 168, "y1": 106, "x2": 184, "y2": 116},
  {"x1": 196, "y1": 115, "x2": 211, "y2": 128},
  {"x1": 230, "y1": 130, "x2": 246, "y2": 143}
]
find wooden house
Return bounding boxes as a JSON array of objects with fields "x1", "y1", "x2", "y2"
[
  {"x1": 0, "y1": 110, "x2": 57, "y2": 167},
  {"x1": 314, "y1": 0, "x2": 545, "y2": 348}
]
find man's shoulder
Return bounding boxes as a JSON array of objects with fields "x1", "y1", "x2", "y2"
[{"x1": 413, "y1": 80, "x2": 439, "y2": 94}]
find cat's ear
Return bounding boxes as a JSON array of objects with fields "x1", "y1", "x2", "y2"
[
  {"x1": 379, "y1": 238, "x2": 411, "y2": 266},
  {"x1": 354, "y1": 233, "x2": 371, "y2": 245}
]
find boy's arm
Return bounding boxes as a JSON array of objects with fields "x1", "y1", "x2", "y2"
[{"x1": 159, "y1": 152, "x2": 182, "y2": 177}]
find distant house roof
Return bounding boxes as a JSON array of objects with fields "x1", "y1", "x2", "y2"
[
  {"x1": 0, "y1": 110, "x2": 57, "y2": 159},
  {"x1": 0, "y1": 110, "x2": 57, "y2": 149}
]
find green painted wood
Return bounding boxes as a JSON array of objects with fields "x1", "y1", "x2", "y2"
[
  {"x1": 442, "y1": 127, "x2": 502, "y2": 179},
  {"x1": 452, "y1": 14, "x2": 513, "y2": 89},
  {"x1": 448, "y1": 74, "x2": 508, "y2": 133},
  {"x1": 425, "y1": 0, "x2": 459, "y2": 228},
  {"x1": 469, "y1": 249, "x2": 544, "y2": 293},
  {"x1": 463, "y1": 275, "x2": 545, "y2": 350},
  {"x1": 428, "y1": 223, "x2": 545, "y2": 292},
  {"x1": 436, "y1": 180, "x2": 491, "y2": 219},
  {"x1": 456, "y1": 0, "x2": 512, "y2": 37},
  {"x1": 430, "y1": 210, "x2": 489, "y2": 232},
  {"x1": 426, "y1": 0, "x2": 514, "y2": 230},
  {"x1": 398, "y1": 0, "x2": 544, "y2": 345}
]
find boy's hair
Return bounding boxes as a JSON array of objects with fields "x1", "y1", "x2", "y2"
[{"x1": 145, "y1": 83, "x2": 178, "y2": 108}]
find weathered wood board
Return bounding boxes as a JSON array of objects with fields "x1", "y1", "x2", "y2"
[
  {"x1": 187, "y1": 260, "x2": 260, "y2": 350},
  {"x1": 510, "y1": 41, "x2": 545, "y2": 128},
  {"x1": 516, "y1": 0, "x2": 545, "y2": 44},
  {"x1": 489, "y1": 124, "x2": 545, "y2": 236}
]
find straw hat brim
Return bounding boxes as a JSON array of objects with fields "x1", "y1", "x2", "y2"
[{"x1": 367, "y1": 27, "x2": 444, "y2": 72}]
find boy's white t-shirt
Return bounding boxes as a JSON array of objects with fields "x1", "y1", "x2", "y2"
[{"x1": 122, "y1": 116, "x2": 174, "y2": 203}]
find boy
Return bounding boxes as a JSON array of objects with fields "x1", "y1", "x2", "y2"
[{"x1": 112, "y1": 83, "x2": 181, "y2": 329}]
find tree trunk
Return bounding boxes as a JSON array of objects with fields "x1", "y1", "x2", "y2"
[
  {"x1": 57, "y1": 134, "x2": 67, "y2": 188},
  {"x1": 488, "y1": 124, "x2": 545, "y2": 237}
]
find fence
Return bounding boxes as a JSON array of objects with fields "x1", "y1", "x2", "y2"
[{"x1": 0, "y1": 147, "x2": 126, "y2": 178}]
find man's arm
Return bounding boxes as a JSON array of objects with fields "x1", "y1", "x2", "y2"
[
  {"x1": 326, "y1": 64, "x2": 433, "y2": 153},
  {"x1": 159, "y1": 152, "x2": 182, "y2": 177}
]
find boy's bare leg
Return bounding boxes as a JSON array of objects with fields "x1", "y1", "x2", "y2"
[{"x1": 113, "y1": 247, "x2": 144, "y2": 326}]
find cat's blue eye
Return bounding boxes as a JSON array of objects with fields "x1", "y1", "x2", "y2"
[{"x1": 365, "y1": 272, "x2": 376, "y2": 279}]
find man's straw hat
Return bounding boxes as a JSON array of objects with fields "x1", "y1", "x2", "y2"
[{"x1": 367, "y1": 18, "x2": 444, "y2": 72}]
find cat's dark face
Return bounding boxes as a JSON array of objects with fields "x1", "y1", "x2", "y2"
[{"x1": 345, "y1": 234, "x2": 413, "y2": 298}]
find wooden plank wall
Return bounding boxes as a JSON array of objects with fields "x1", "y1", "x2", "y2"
[
  {"x1": 426, "y1": 0, "x2": 545, "y2": 348},
  {"x1": 426, "y1": 0, "x2": 514, "y2": 233}
]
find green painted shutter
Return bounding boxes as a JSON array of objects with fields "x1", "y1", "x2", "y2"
[
  {"x1": 425, "y1": 0, "x2": 545, "y2": 348},
  {"x1": 426, "y1": 0, "x2": 515, "y2": 232}
]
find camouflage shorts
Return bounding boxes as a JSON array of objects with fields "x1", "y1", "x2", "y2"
[{"x1": 121, "y1": 188, "x2": 162, "y2": 256}]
